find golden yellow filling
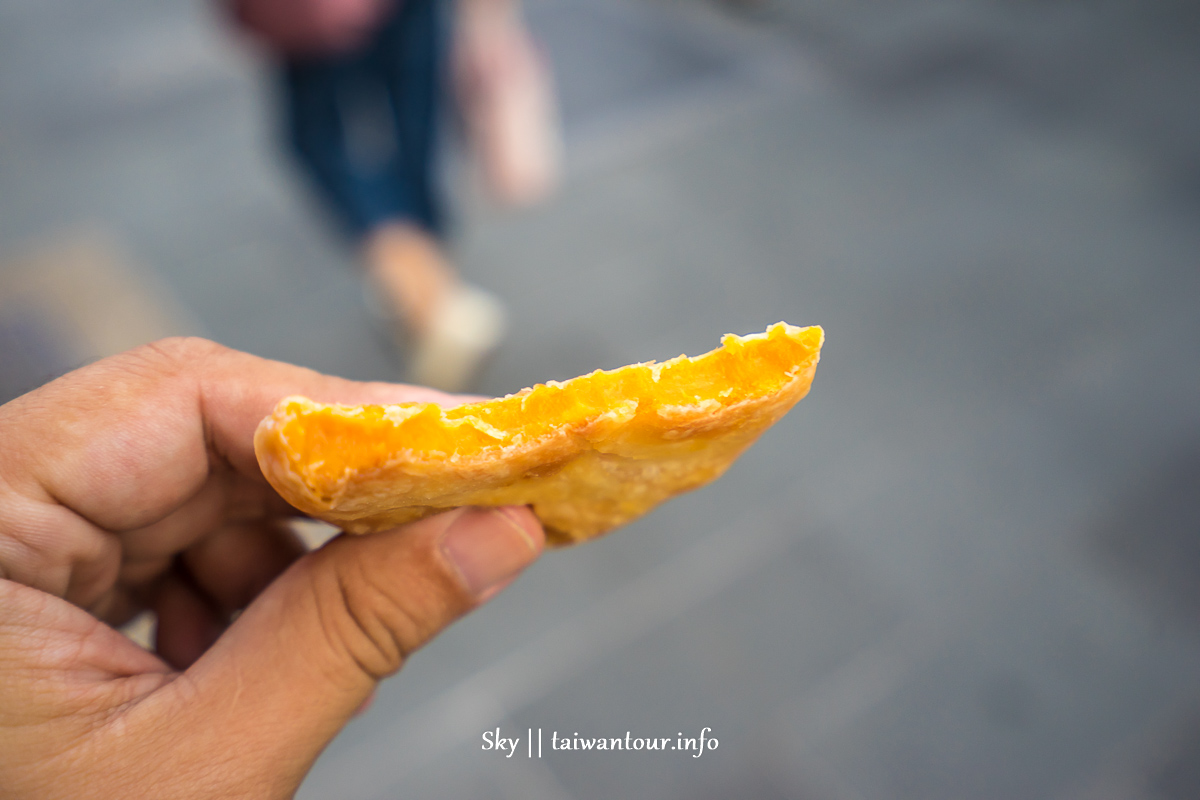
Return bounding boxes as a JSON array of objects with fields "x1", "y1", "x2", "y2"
[{"x1": 274, "y1": 323, "x2": 819, "y2": 480}]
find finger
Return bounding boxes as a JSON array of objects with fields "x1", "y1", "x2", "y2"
[
  {"x1": 33, "y1": 474, "x2": 298, "y2": 625},
  {"x1": 152, "y1": 570, "x2": 225, "y2": 670},
  {"x1": 182, "y1": 521, "x2": 307, "y2": 615},
  {"x1": 116, "y1": 474, "x2": 302, "y2": 585},
  {"x1": 89, "y1": 581, "x2": 149, "y2": 628},
  {"x1": 0, "y1": 337, "x2": 464, "y2": 596},
  {"x1": 112, "y1": 474, "x2": 234, "y2": 568},
  {"x1": 2, "y1": 337, "x2": 461, "y2": 533},
  {"x1": 130, "y1": 507, "x2": 542, "y2": 797},
  {"x1": 193, "y1": 339, "x2": 466, "y2": 480}
]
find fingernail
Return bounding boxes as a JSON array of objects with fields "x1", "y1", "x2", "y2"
[{"x1": 440, "y1": 507, "x2": 540, "y2": 596}]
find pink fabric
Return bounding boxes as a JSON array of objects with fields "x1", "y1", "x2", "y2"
[{"x1": 228, "y1": 0, "x2": 396, "y2": 55}]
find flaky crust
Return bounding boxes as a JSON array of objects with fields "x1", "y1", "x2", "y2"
[{"x1": 254, "y1": 324, "x2": 822, "y2": 546}]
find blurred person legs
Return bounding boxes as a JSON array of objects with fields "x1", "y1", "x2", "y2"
[
  {"x1": 280, "y1": 0, "x2": 505, "y2": 391},
  {"x1": 454, "y1": 0, "x2": 562, "y2": 206},
  {"x1": 361, "y1": 222, "x2": 505, "y2": 392}
]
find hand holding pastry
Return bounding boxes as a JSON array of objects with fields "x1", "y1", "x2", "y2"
[{"x1": 0, "y1": 338, "x2": 543, "y2": 798}]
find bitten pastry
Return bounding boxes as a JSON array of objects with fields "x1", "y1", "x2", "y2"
[{"x1": 254, "y1": 322, "x2": 823, "y2": 546}]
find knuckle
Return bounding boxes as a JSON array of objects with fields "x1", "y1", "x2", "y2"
[
  {"x1": 140, "y1": 336, "x2": 224, "y2": 367},
  {"x1": 312, "y1": 544, "x2": 468, "y2": 681},
  {"x1": 115, "y1": 337, "x2": 225, "y2": 383}
]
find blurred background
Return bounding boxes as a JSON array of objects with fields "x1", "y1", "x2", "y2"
[{"x1": 2, "y1": 0, "x2": 1200, "y2": 797}]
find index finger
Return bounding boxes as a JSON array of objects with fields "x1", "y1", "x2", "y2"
[
  {"x1": 0, "y1": 337, "x2": 463, "y2": 587},
  {"x1": 193, "y1": 340, "x2": 464, "y2": 483}
]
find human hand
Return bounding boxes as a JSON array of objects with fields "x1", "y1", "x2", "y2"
[
  {"x1": 227, "y1": 0, "x2": 394, "y2": 55},
  {"x1": 0, "y1": 338, "x2": 544, "y2": 798},
  {"x1": 452, "y1": 0, "x2": 561, "y2": 207}
]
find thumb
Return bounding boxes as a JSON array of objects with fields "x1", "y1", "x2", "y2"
[{"x1": 152, "y1": 506, "x2": 542, "y2": 797}]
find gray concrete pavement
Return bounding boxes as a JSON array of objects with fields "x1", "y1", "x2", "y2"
[{"x1": 1, "y1": 0, "x2": 1198, "y2": 797}]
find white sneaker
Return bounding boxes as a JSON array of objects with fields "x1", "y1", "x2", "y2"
[{"x1": 407, "y1": 283, "x2": 507, "y2": 392}]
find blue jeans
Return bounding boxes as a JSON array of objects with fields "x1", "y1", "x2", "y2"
[{"x1": 280, "y1": 0, "x2": 445, "y2": 240}]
